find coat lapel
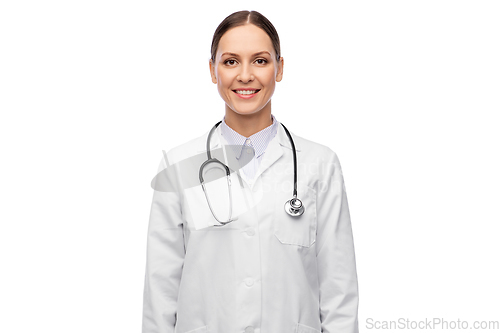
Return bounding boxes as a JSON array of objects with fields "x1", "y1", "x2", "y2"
[{"x1": 253, "y1": 121, "x2": 301, "y2": 182}]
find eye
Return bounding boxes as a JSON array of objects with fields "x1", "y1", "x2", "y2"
[
  {"x1": 224, "y1": 59, "x2": 237, "y2": 66},
  {"x1": 256, "y1": 58, "x2": 268, "y2": 65}
]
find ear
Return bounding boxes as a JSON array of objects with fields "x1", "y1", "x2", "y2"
[
  {"x1": 209, "y1": 59, "x2": 217, "y2": 84},
  {"x1": 276, "y1": 57, "x2": 284, "y2": 82}
]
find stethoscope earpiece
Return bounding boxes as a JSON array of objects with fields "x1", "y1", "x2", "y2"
[{"x1": 284, "y1": 197, "x2": 305, "y2": 217}]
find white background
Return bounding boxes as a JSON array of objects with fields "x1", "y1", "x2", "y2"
[{"x1": 1, "y1": 0, "x2": 499, "y2": 332}]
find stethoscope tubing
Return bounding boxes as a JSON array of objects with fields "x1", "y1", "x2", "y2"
[
  {"x1": 199, "y1": 120, "x2": 304, "y2": 225},
  {"x1": 279, "y1": 123, "x2": 297, "y2": 198}
]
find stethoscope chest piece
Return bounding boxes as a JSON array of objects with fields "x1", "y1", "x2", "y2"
[{"x1": 284, "y1": 197, "x2": 305, "y2": 217}]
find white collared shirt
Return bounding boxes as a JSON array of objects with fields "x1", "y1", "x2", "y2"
[{"x1": 220, "y1": 114, "x2": 278, "y2": 183}]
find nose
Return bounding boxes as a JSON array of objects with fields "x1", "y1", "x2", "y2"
[{"x1": 237, "y1": 63, "x2": 254, "y2": 82}]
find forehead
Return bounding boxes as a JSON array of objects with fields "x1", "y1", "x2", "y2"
[{"x1": 217, "y1": 24, "x2": 274, "y2": 57}]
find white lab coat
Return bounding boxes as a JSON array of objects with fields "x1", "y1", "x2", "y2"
[{"x1": 142, "y1": 121, "x2": 359, "y2": 333}]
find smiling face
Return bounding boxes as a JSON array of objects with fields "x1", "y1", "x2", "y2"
[{"x1": 209, "y1": 24, "x2": 283, "y2": 118}]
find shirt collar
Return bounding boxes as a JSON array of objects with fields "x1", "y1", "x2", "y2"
[{"x1": 220, "y1": 114, "x2": 278, "y2": 159}]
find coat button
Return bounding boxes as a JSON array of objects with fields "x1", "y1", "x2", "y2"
[
  {"x1": 244, "y1": 278, "x2": 254, "y2": 287},
  {"x1": 246, "y1": 228, "x2": 255, "y2": 236},
  {"x1": 245, "y1": 326, "x2": 254, "y2": 333}
]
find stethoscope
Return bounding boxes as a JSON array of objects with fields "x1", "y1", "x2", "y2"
[{"x1": 199, "y1": 121, "x2": 305, "y2": 226}]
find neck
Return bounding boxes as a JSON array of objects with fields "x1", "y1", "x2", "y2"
[{"x1": 224, "y1": 103, "x2": 273, "y2": 137}]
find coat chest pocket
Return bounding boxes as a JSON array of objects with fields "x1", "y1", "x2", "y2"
[
  {"x1": 183, "y1": 326, "x2": 209, "y2": 333},
  {"x1": 295, "y1": 322, "x2": 321, "y2": 333},
  {"x1": 273, "y1": 184, "x2": 317, "y2": 247}
]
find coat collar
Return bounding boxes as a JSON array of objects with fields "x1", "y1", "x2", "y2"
[{"x1": 196, "y1": 119, "x2": 301, "y2": 181}]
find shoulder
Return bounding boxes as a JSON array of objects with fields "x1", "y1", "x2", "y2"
[
  {"x1": 288, "y1": 131, "x2": 345, "y2": 185},
  {"x1": 162, "y1": 130, "x2": 208, "y2": 166},
  {"x1": 291, "y1": 130, "x2": 340, "y2": 165}
]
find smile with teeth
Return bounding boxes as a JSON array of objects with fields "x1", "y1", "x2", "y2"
[{"x1": 233, "y1": 89, "x2": 260, "y2": 95}]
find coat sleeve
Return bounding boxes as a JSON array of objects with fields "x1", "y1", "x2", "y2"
[
  {"x1": 142, "y1": 154, "x2": 185, "y2": 333},
  {"x1": 316, "y1": 148, "x2": 359, "y2": 333}
]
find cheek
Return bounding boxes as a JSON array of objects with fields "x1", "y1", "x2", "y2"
[
  {"x1": 261, "y1": 70, "x2": 277, "y2": 87},
  {"x1": 217, "y1": 73, "x2": 233, "y2": 91}
]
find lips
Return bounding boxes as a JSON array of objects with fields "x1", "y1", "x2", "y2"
[
  {"x1": 232, "y1": 89, "x2": 260, "y2": 99},
  {"x1": 232, "y1": 89, "x2": 261, "y2": 94}
]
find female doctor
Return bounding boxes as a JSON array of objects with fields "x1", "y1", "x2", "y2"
[{"x1": 142, "y1": 10, "x2": 359, "y2": 333}]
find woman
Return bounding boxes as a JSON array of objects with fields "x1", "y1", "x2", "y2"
[{"x1": 142, "y1": 10, "x2": 359, "y2": 333}]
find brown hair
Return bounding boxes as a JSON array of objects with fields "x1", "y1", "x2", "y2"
[{"x1": 210, "y1": 10, "x2": 281, "y2": 64}]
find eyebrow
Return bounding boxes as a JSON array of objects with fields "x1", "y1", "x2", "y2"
[{"x1": 220, "y1": 51, "x2": 271, "y2": 58}]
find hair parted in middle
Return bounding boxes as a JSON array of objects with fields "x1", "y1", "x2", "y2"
[{"x1": 210, "y1": 10, "x2": 281, "y2": 64}]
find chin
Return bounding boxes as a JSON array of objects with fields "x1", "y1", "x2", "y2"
[{"x1": 231, "y1": 107, "x2": 263, "y2": 116}]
